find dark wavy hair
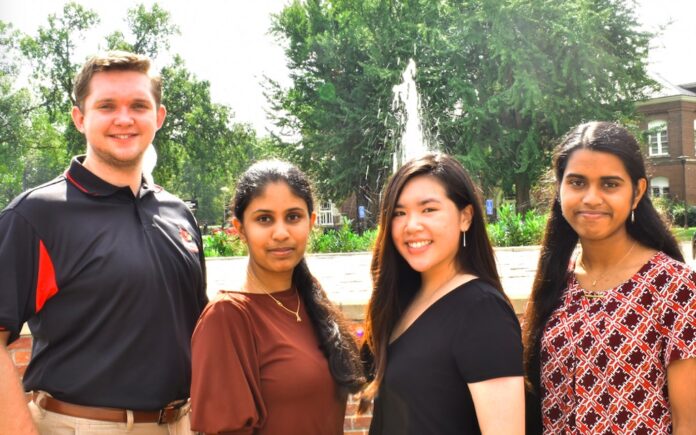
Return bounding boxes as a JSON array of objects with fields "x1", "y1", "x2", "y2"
[
  {"x1": 523, "y1": 121, "x2": 683, "y2": 427},
  {"x1": 233, "y1": 159, "x2": 365, "y2": 393},
  {"x1": 361, "y1": 153, "x2": 509, "y2": 405}
]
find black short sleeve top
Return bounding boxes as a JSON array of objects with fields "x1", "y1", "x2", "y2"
[{"x1": 369, "y1": 279, "x2": 523, "y2": 435}]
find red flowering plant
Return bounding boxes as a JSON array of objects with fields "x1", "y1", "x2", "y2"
[{"x1": 203, "y1": 226, "x2": 247, "y2": 257}]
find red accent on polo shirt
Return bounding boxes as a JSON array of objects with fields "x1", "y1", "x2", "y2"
[{"x1": 36, "y1": 240, "x2": 59, "y2": 312}]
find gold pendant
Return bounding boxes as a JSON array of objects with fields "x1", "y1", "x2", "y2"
[
  {"x1": 584, "y1": 290, "x2": 606, "y2": 299},
  {"x1": 295, "y1": 313, "x2": 302, "y2": 322}
]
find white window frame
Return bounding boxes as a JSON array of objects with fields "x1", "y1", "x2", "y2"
[
  {"x1": 650, "y1": 176, "x2": 670, "y2": 198},
  {"x1": 317, "y1": 201, "x2": 334, "y2": 226},
  {"x1": 648, "y1": 120, "x2": 669, "y2": 156}
]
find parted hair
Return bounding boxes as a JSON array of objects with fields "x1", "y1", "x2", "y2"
[
  {"x1": 523, "y1": 121, "x2": 683, "y2": 426},
  {"x1": 233, "y1": 159, "x2": 366, "y2": 393},
  {"x1": 73, "y1": 50, "x2": 162, "y2": 111},
  {"x1": 361, "y1": 153, "x2": 508, "y2": 406}
]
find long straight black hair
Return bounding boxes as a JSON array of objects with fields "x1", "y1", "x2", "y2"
[
  {"x1": 361, "y1": 153, "x2": 508, "y2": 402},
  {"x1": 233, "y1": 159, "x2": 365, "y2": 393},
  {"x1": 523, "y1": 122, "x2": 683, "y2": 418}
]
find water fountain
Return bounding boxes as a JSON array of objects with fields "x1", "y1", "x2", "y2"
[
  {"x1": 391, "y1": 58, "x2": 433, "y2": 171},
  {"x1": 142, "y1": 143, "x2": 157, "y2": 185}
]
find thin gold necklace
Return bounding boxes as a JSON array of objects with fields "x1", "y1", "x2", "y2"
[
  {"x1": 247, "y1": 270, "x2": 302, "y2": 322},
  {"x1": 579, "y1": 241, "x2": 637, "y2": 298}
]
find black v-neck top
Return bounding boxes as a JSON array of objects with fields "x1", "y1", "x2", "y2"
[{"x1": 369, "y1": 279, "x2": 523, "y2": 435}]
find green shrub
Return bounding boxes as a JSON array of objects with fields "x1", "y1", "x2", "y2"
[
  {"x1": 487, "y1": 204, "x2": 547, "y2": 247},
  {"x1": 202, "y1": 228, "x2": 247, "y2": 257},
  {"x1": 652, "y1": 196, "x2": 696, "y2": 227},
  {"x1": 670, "y1": 204, "x2": 696, "y2": 227},
  {"x1": 652, "y1": 196, "x2": 671, "y2": 220},
  {"x1": 202, "y1": 218, "x2": 378, "y2": 256},
  {"x1": 309, "y1": 217, "x2": 377, "y2": 253}
]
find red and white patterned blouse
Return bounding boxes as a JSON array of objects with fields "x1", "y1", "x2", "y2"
[{"x1": 540, "y1": 252, "x2": 696, "y2": 434}]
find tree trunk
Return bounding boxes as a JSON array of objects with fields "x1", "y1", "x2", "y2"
[{"x1": 515, "y1": 172, "x2": 531, "y2": 214}]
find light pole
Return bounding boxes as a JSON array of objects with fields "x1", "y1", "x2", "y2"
[{"x1": 679, "y1": 156, "x2": 688, "y2": 228}]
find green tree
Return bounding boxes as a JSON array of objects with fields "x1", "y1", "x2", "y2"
[
  {"x1": 105, "y1": 3, "x2": 180, "y2": 57},
  {"x1": 270, "y1": 0, "x2": 653, "y2": 212},
  {"x1": 157, "y1": 56, "x2": 260, "y2": 223},
  {"x1": 21, "y1": 112, "x2": 70, "y2": 192},
  {"x1": 19, "y1": 2, "x2": 98, "y2": 157},
  {"x1": 0, "y1": 74, "x2": 30, "y2": 206},
  {"x1": 0, "y1": 22, "x2": 31, "y2": 205},
  {"x1": 267, "y1": 0, "x2": 399, "y2": 222},
  {"x1": 0, "y1": 21, "x2": 67, "y2": 206},
  {"x1": 437, "y1": 0, "x2": 654, "y2": 210},
  {"x1": 0, "y1": 20, "x2": 72, "y2": 206}
]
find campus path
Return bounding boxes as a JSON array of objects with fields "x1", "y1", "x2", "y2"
[{"x1": 206, "y1": 242, "x2": 696, "y2": 319}]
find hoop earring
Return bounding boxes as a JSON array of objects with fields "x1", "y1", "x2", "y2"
[
  {"x1": 631, "y1": 210, "x2": 635, "y2": 223},
  {"x1": 462, "y1": 231, "x2": 466, "y2": 247}
]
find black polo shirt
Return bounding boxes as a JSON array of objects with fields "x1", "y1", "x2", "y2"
[{"x1": 0, "y1": 156, "x2": 208, "y2": 410}]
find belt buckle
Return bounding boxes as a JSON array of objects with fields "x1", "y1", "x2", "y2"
[
  {"x1": 157, "y1": 407, "x2": 174, "y2": 425},
  {"x1": 157, "y1": 400, "x2": 186, "y2": 425}
]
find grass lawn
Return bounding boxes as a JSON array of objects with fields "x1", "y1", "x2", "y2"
[{"x1": 671, "y1": 226, "x2": 696, "y2": 242}]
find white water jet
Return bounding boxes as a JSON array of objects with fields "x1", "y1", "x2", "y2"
[
  {"x1": 142, "y1": 143, "x2": 157, "y2": 185},
  {"x1": 392, "y1": 58, "x2": 432, "y2": 171}
]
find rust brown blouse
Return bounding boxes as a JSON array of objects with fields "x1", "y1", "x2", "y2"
[{"x1": 190, "y1": 289, "x2": 346, "y2": 435}]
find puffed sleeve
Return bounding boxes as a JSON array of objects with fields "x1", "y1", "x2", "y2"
[
  {"x1": 452, "y1": 286, "x2": 524, "y2": 382},
  {"x1": 662, "y1": 266, "x2": 696, "y2": 366},
  {"x1": 0, "y1": 209, "x2": 40, "y2": 344},
  {"x1": 190, "y1": 296, "x2": 267, "y2": 434}
]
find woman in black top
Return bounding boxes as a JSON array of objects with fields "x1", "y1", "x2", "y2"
[{"x1": 361, "y1": 153, "x2": 524, "y2": 434}]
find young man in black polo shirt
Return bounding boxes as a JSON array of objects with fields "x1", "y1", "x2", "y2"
[{"x1": 0, "y1": 51, "x2": 208, "y2": 434}]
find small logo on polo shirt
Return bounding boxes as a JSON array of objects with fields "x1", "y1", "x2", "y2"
[{"x1": 179, "y1": 227, "x2": 199, "y2": 254}]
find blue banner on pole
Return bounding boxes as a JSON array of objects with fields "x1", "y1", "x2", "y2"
[
  {"x1": 358, "y1": 205, "x2": 366, "y2": 219},
  {"x1": 485, "y1": 199, "x2": 494, "y2": 216}
]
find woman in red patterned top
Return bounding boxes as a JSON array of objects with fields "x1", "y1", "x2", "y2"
[{"x1": 523, "y1": 121, "x2": 696, "y2": 434}]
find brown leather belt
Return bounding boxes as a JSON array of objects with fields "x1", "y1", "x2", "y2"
[{"x1": 31, "y1": 392, "x2": 188, "y2": 424}]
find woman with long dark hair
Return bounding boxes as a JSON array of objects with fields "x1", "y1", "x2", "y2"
[
  {"x1": 362, "y1": 153, "x2": 524, "y2": 434},
  {"x1": 524, "y1": 121, "x2": 696, "y2": 433},
  {"x1": 190, "y1": 160, "x2": 365, "y2": 434}
]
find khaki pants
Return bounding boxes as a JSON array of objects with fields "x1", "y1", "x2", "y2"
[{"x1": 29, "y1": 397, "x2": 193, "y2": 435}]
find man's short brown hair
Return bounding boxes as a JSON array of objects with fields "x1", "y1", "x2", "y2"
[{"x1": 73, "y1": 51, "x2": 162, "y2": 111}]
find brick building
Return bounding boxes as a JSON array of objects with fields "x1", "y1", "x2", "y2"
[{"x1": 636, "y1": 74, "x2": 696, "y2": 204}]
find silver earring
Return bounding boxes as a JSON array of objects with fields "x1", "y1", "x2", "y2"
[
  {"x1": 631, "y1": 210, "x2": 635, "y2": 223},
  {"x1": 462, "y1": 231, "x2": 466, "y2": 247}
]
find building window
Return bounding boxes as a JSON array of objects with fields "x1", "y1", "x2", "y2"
[
  {"x1": 650, "y1": 176, "x2": 670, "y2": 197},
  {"x1": 648, "y1": 120, "x2": 669, "y2": 156},
  {"x1": 317, "y1": 201, "x2": 334, "y2": 226}
]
